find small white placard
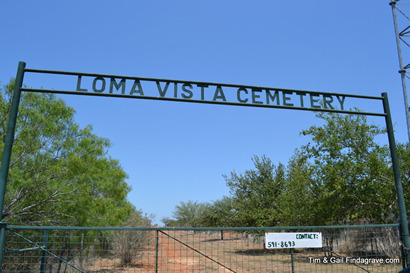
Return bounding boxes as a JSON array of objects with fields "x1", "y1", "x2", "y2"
[{"x1": 265, "y1": 232, "x2": 322, "y2": 249}]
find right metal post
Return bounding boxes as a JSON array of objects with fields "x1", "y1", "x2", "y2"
[
  {"x1": 390, "y1": 0, "x2": 410, "y2": 142},
  {"x1": 382, "y1": 92, "x2": 410, "y2": 267}
]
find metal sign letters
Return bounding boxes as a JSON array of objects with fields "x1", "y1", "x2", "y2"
[
  {"x1": 75, "y1": 75, "x2": 347, "y2": 111},
  {"x1": 18, "y1": 67, "x2": 388, "y2": 116}
]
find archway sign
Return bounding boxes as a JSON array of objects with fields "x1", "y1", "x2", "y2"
[{"x1": 0, "y1": 62, "x2": 409, "y2": 264}]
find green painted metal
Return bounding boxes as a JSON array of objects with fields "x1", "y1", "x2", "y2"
[
  {"x1": 155, "y1": 230, "x2": 159, "y2": 273},
  {"x1": 6, "y1": 223, "x2": 400, "y2": 231},
  {"x1": 22, "y1": 87, "x2": 386, "y2": 117},
  {"x1": 8, "y1": 229, "x2": 85, "y2": 272},
  {"x1": 0, "y1": 223, "x2": 6, "y2": 273},
  {"x1": 2, "y1": 225, "x2": 403, "y2": 272},
  {"x1": 21, "y1": 66, "x2": 388, "y2": 117},
  {"x1": 40, "y1": 229, "x2": 49, "y2": 273},
  {"x1": 0, "y1": 61, "x2": 25, "y2": 221},
  {"x1": 159, "y1": 230, "x2": 237, "y2": 272},
  {"x1": 0, "y1": 61, "x2": 25, "y2": 273},
  {"x1": 4, "y1": 246, "x2": 41, "y2": 254},
  {"x1": 20, "y1": 67, "x2": 389, "y2": 100},
  {"x1": 291, "y1": 248, "x2": 295, "y2": 273},
  {"x1": 382, "y1": 92, "x2": 410, "y2": 267}
]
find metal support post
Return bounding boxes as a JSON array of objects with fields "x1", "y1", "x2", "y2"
[
  {"x1": 155, "y1": 229, "x2": 159, "y2": 273},
  {"x1": 0, "y1": 61, "x2": 25, "y2": 220},
  {"x1": 0, "y1": 62, "x2": 25, "y2": 273},
  {"x1": 40, "y1": 229, "x2": 49, "y2": 273},
  {"x1": 0, "y1": 223, "x2": 7, "y2": 273},
  {"x1": 390, "y1": 0, "x2": 410, "y2": 142},
  {"x1": 382, "y1": 92, "x2": 410, "y2": 267},
  {"x1": 290, "y1": 248, "x2": 295, "y2": 273}
]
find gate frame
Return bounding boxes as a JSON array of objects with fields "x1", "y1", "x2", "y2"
[
  {"x1": 1, "y1": 223, "x2": 404, "y2": 272},
  {"x1": 0, "y1": 61, "x2": 408, "y2": 270}
]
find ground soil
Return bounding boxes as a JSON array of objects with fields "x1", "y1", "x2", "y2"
[{"x1": 71, "y1": 230, "x2": 403, "y2": 273}]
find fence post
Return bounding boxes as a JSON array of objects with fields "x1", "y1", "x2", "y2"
[
  {"x1": 290, "y1": 248, "x2": 295, "y2": 273},
  {"x1": 155, "y1": 229, "x2": 159, "y2": 273},
  {"x1": 382, "y1": 92, "x2": 410, "y2": 267},
  {"x1": 0, "y1": 223, "x2": 7, "y2": 273},
  {"x1": 40, "y1": 229, "x2": 49, "y2": 273}
]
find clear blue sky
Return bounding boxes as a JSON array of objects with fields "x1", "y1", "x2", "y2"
[{"x1": 1, "y1": 0, "x2": 409, "y2": 225}]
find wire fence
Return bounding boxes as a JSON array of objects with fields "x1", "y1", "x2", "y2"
[{"x1": 1, "y1": 224, "x2": 405, "y2": 272}]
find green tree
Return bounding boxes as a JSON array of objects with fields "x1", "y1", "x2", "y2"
[
  {"x1": 171, "y1": 200, "x2": 207, "y2": 227},
  {"x1": 281, "y1": 112, "x2": 401, "y2": 225},
  {"x1": 197, "y1": 196, "x2": 235, "y2": 227},
  {"x1": 224, "y1": 155, "x2": 285, "y2": 227},
  {"x1": 277, "y1": 150, "x2": 317, "y2": 226},
  {"x1": 164, "y1": 113, "x2": 408, "y2": 228},
  {"x1": 216, "y1": 113, "x2": 408, "y2": 227},
  {"x1": 0, "y1": 80, "x2": 135, "y2": 226}
]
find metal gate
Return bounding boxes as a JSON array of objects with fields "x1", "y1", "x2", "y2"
[{"x1": 1, "y1": 224, "x2": 404, "y2": 272}]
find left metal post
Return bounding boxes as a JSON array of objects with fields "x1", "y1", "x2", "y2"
[
  {"x1": 0, "y1": 61, "x2": 25, "y2": 272},
  {"x1": 0, "y1": 61, "x2": 25, "y2": 220}
]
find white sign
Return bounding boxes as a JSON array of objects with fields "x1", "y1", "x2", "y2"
[{"x1": 265, "y1": 232, "x2": 322, "y2": 249}]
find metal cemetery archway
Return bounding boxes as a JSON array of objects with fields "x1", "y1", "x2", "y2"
[{"x1": 0, "y1": 61, "x2": 409, "y2": 267}]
